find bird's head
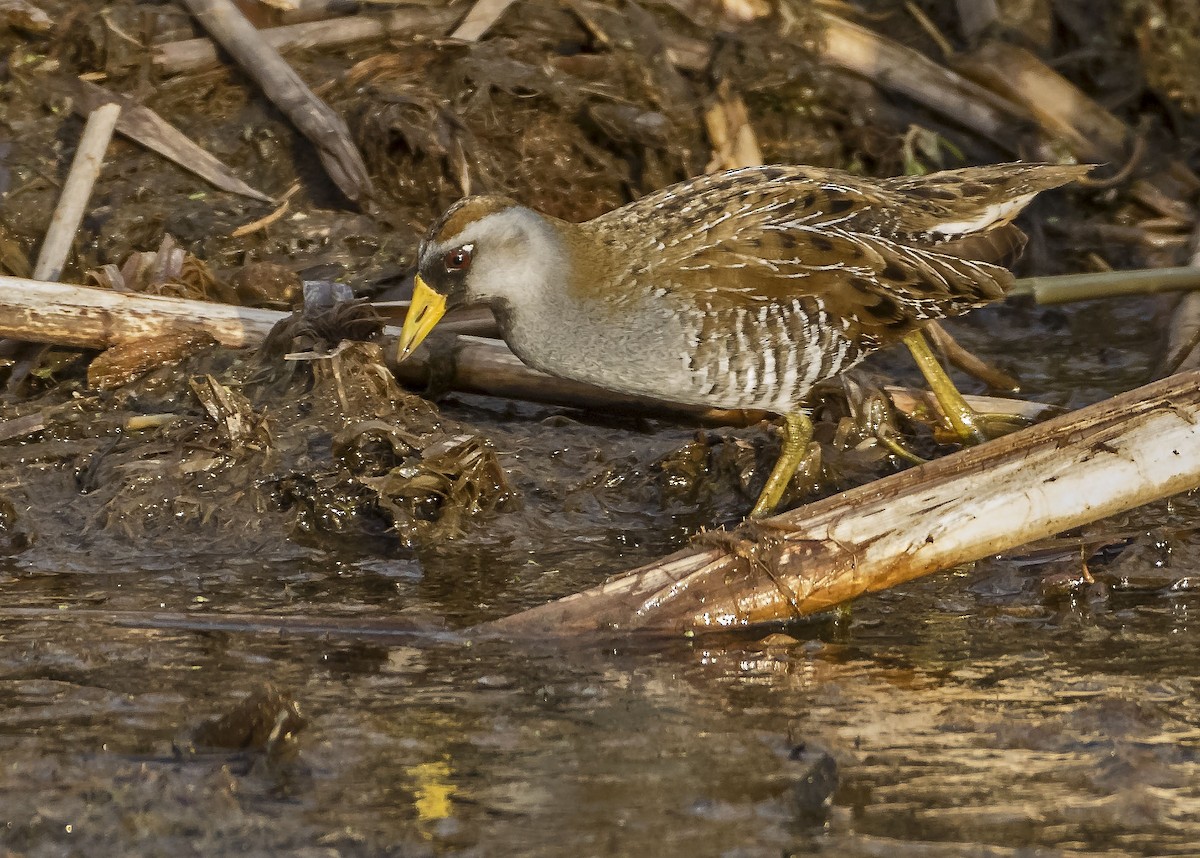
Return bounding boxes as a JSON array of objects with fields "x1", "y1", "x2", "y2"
[{"x1": 396, "y1": 195, "x2": 567, "y2": 361}]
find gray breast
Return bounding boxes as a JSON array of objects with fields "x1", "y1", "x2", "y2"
[{"x1": 497, "y1": 289, "x2": 868, "y2": 414}]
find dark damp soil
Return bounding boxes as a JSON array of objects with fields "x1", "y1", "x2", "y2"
[{"x1": 2, "y1": 0, "x2": 1200, "y2": 854}]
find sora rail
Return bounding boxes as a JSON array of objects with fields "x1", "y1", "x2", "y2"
[{"x1": 396, "y1": 163, "x2": 1087, "y2": 516}]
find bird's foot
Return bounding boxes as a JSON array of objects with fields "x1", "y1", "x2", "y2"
[{"x1": 750, "y1": 412, "x2": 819, "y2": 518}]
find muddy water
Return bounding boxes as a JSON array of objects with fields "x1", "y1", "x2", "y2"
[
  {"x1": 3, "y1": 294, "x2": 1200, "y2": 855},
  {"x1": 2, "y1": 554, "x2": 1199, "y2": 855}
]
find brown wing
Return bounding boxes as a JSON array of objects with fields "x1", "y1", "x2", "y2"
[
  {"x1": 659, "y1": 222, "x2": 1018, "y2": 340},
  {"x1": 589, "y1": 163, "x2": 1084, "y2": 342}
]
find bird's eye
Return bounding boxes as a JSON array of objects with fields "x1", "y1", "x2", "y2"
[{"x1": 443, "y1": 245, "x2": 473, "y2": 273}]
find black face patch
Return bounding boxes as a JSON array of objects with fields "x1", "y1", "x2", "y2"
[{"x1": 418, "y1": 244, "x2": 473, "y2": 307}]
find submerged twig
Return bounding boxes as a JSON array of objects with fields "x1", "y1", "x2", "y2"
[
  {"x1": 32, "y1": 103, "x2": 121, "y2": 282},
  {"x1": 180, "y1": 0, "x2": 373, "y2": 204},
  {"x1": 481, "y1": 371, "x2": 1200, "y2": 637}
]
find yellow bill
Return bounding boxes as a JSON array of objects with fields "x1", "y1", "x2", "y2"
[{"x1": 396, "y1": 275, "x2": 447, "y2": 362}]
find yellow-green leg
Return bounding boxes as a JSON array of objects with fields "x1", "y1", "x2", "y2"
[
  {"x1": 902, "y1": 329, "x2": 988, "y2": 446},
  {"x1": 751, "y1": 412, "x2": 814, "y2": 518}
]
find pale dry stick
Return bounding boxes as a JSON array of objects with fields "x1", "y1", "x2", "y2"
[
  {"x1": 450, "y1": 0, "x2": 517, "y2": 41},
  {"x1": 0, "y1": 275, "x2": 290, "y2": 349},
  {"x1": 154, "y1": 7, "x2": 456, "y2": 75},
  {"x1": 32, "y1": 103, "x2": 121, "y2": 282},
  {"x1": 481, "y1": 370, "x2": 1200, "y2": 637},
  {"x1": 69, "y1": 78, "x2": 273, "y2": 203},
  {"x1": 180, "y1": 0, "x2": 373, "y2": 203}
]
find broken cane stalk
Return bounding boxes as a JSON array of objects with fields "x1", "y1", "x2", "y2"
[{"x1": 480, "y1": 370, "x2": 1200, "y2": 637}]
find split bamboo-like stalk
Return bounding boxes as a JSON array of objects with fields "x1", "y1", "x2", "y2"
[{"x1": 481, "y1": 371, "x2": 1200, "y2": 637}]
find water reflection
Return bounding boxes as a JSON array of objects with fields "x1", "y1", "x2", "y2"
[{"x1": 3, "y1": 567, "x2": 1198, "y2": 854}]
